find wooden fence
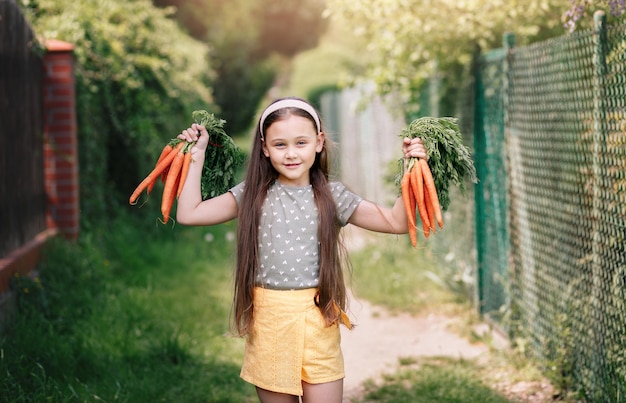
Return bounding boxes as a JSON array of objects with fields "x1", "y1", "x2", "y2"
[
  {"x1": 320, "y1": 85, "x2": 406, "y2": 206},
  {"x1": 0, "y1": 0, "x2": 46, "y2": 258},
  {"x1": 0, "y1": 0, "x2": 79, "y2": 297}
]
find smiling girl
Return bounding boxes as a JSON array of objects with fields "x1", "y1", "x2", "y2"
[{"x1": 176, "y1": 97, "x2": 426, "y2": 403}]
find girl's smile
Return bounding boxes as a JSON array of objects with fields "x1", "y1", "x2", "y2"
[{"x1": 262, "y1": 115, "x2": 325, "y2": 187}]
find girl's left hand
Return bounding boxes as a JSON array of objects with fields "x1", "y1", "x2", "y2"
[
  {"x1": 178, "y1": 123, "x2": 209, "y2": 157},
  {"x1": 402, "y1": 137, "x2": 427, "y2": 160}
]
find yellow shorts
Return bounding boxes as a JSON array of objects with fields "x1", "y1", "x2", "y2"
[{"x1": 240, "y1": 287, "x2": 344, "y2": 396}]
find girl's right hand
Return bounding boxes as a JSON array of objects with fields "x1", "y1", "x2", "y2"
[
  {"x1": 402, "y1": 137, "x2": 427, "y2": 160},
  {"x1": 178, "y1": 123, "x2": 209, "y2": 156}
]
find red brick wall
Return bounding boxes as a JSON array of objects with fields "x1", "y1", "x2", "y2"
[
  {"x1": 0, "y1": 39, "x2": 79, "y2": 294},
  {"x1": 43, "y1": 39, "x2": 80, "y2": 239}
]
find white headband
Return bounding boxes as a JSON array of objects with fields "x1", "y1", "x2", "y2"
[{"x1": 259, "y1": 99, "x2": 321, "y2": 139}]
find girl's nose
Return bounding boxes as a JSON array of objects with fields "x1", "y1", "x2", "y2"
[{"x1": 285, "y1": 147, "x2": 297, "y2": 158}]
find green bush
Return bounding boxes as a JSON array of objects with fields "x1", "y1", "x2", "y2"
[{"x1": 24, "y1": 0, "x2": 218, "y2": 227}]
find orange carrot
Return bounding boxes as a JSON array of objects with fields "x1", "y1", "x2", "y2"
[
  {"x1": 423, "y1": 183, "x2": 436, "y2": 235},
  {"x1": 401, "y1": 171, "x2": 417, "y2": 247},
  {"x1": 147, "y1": 144, "x2": 174, "y2": 194},
  {"x1": 176, "y1": 150, "x2": 192, "y2": 198},
  {"x1": 162, "y1": 170, "x2": 180, "y2": 224},
  {"x1": 419, "y1": 158, "x2": 443, "y2": 229},
  {"x1": 129, "y1": 141, "x2": 184, "y2": 204},
  {"x1": 410, "y1": 161, "x2": 430, "y2": 237},
  {"x1": 409, "y1": 174, "x2": 418, "y2": 234},
  {"x1": 161, "y1": 144, "x2": 186, "y2": 222}
]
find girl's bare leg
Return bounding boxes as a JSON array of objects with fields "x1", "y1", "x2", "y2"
[
  {"x1": 301, "y1": 379, "x2": 343, "y2": 403},
  {"x1": 255, "y1": 387, "x2": 300, "y2": 403}
]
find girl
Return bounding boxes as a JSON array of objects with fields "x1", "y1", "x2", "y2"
[{"x1": 176, "y1": 97, "x2": 426, "y2": 403}]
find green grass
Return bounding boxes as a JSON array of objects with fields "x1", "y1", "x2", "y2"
[
  {"x1": 0, "y1": 207, "x2": 256, "y2": 402},
  {"x1": 1, "y1": 206, "x2": 549, "y2": 402},
  {"x1": 347, "y1": 229, "x2": 464, "y2": 316},
  {"x1": 353, "y1": 357, "x2": 512, "y2": 403}
]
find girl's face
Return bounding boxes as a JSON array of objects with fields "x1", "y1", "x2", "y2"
[{"x1": 262, "y1": 114, "x2": 325, "y2": 187}]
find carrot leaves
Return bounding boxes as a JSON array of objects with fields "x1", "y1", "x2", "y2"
[
  {"x1": 401, "y1": 117, "x2": 477, "y2": 211},
  {"x1": 192, "y1": 110, "x2": 245, "y2": 200}
]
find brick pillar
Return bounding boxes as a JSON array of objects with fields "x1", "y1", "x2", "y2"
[{"x1": 43, "y1": 39, "x2": 80, "y2": 239}]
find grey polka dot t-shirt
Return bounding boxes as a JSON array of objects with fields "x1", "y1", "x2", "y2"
[{"x1": 229, "y1": 180, "x2": 362, "y2": 290}]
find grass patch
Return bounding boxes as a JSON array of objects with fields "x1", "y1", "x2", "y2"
[
  {"x1": 347, "y1": 229, "x2": 464, "y2": 316},
  {"x1": 0, "y1": 209, "x2": 256, "y2": 402},
  {"x1": 353, "y1": 357, "x2": 512, "y2": 403}
]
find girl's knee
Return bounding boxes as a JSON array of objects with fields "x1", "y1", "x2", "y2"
[
  {"x1": 301, "y1": 379, "x2": 343, "y2": 403},
  {"x1": 255, "y1": 387, "x2": 300, "y2": 403}
]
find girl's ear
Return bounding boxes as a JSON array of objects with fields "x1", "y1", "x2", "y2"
[
  {"x1": 316, "y1": 132, "x2": 325, "y2": 153},
  {"x1": 262, "y1": 140, "x2": 270, "y2": 157}
]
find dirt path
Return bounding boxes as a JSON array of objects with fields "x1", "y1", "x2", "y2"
[
  {"x1": 338, "y1": 227, "x2": 554, "y2": 402},
  {"x1": 340, "y1": 296, "x2": 492, "y2": 401},
  {"x1": 339, "y1": 226, "x2": 494, "y2": 400}
]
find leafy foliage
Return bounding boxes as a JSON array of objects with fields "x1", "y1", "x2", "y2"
[
  {"x1": 563, "y1": 0, "x2": 626, "y2": 31},
  {"x1": 253, "y1": 0, "x2": 328, "y2": 58},
  {"x1": 288, "y1": 16, "x2": 371, "y2": 100},
  {"x1": 152, "y1": 0, "x2": 329, "y2": 135},
  {"x1": 210, "y1": 50, "x2": 278, "y2": 135},
  {"x1": 325, "y1": 0, "x2": 570, "y2": 110},
  {"x1": 23, "y1": 0, "x2": 217, "y2": 226}
]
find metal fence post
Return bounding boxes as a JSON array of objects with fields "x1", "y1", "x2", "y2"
[
  {"x1": 472, "y1": 44, "x2": 486, "y2": 313},
  {"x1": 501, "y1": 32, "x2": 514, "y2": 319},
  {"x1": 591, "y1": 9, "x2": 608, "y2": 397},
  {"x1": 502, "y1": 33, "x2": 515, "y2": 128}
]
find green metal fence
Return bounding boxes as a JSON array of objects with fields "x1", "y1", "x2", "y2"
[
  {"x1": 473, "y1": 43, "x2": 510, "y2": 322},
  {"x1": 467, "y1": 12, "x2": 625, "y2": 401}
]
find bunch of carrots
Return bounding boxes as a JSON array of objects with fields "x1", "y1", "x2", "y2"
[
  {"x1": 401, "y1": 157, "x2": 443, "y2": 247},
  {"x1": 129, "y1": 139, "x2": 193, "y2": 223},
  {"x1": 400, "y1": 116, "x2": 478, "y2": 247},
  {"x1": 128, "y1": 110, "x2": 243, "y2": 224}
]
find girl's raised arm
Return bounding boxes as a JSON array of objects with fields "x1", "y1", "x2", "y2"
[
  {"x1": 347, "y1": 136, "x2": 426, "y2": 234},
  {"x1": 348, "y1": 198, "x2": 409, "y2": 234},
  {"x1": 176, "y1": 123, "x2": 239, "y2": 226}
]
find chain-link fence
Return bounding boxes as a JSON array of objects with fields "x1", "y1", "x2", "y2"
[
  {"x1": 460, "y1": 12, "x2": 625, "y2": 401},
  {"x1": 316, "y1": 13, "x2": 624, "y2": 398}
]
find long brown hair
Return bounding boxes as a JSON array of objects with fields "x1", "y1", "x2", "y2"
[{"x1": 233, "y1": 97, "x2": 349, "y2": 336}]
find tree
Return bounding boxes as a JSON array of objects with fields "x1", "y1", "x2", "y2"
[
  {"x1": 25, "y1": 0, "x2": 216, "y2": 222},
  {"x1": 253, "y1": 0, "x2": 328, "y2": 58},
  {"x1": 324, "y1": 0, "x2": 579, "y2": 110},
  {"x1": 152, "y1": 0, "x2": 329, "y2": 134}
]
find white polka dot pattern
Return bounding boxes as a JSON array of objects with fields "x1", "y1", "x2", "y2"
[{"x1": 229, "y1": 181, "x2": 362, "y2": 289}]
